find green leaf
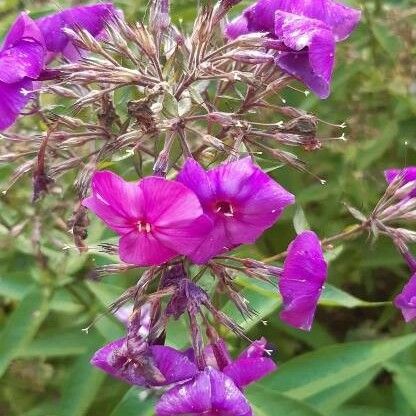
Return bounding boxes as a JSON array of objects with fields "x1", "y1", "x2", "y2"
[
  {"x1": 0, "y1": 274, "x2": 83, "y2": 313},
  {"x1": 333, "y1": 405, "x2": 397, "y2": 416},
  {"x1": 58, "y1": 350, "x2": 106, "y2": 416},
  {"x1": 385, "y1": 363, "x2": 416, "y2": 412},
  {"x1": 247, "y1": 385, "x2": 324, "y2": 416},
  {"x1": 320, "y1": 284, "x2": 391, "y2": 308},
  {"x1": 307, "y1": 366, "x2": 380, "y2": 413},
  {"x1": 258, "y1": 334, "x2": 416, "y2": 402},
  {"x1": 0, "y1": 285, "x2": 50, "y2": 377},
  {"x1": 17, "y1": 328, "x2": 97, "y2": 358},
  {"x1": 110, "y1": 387, "x2": 155, "y2": 416}
]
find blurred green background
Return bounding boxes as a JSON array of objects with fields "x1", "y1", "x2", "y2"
[{"x1": 0, "y1": 0, "x2": 416, "y2": 415}]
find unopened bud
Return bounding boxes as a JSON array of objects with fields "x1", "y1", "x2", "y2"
[
  {"x1": 395, "y1": 180, "x2": 416, "y2": 199},
  {"x1": 207, "y1": 112, "x2": 234, "y2": 126},
  {"x1": 201, "y1": 134, "x2": 225, "y2": 151},
  {"x1": 227, "y1": 50, "x2": 274, "y2": 64}
]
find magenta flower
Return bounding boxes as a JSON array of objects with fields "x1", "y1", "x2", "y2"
[
  {"x1": 394, "y1": 273, "x2": 416, "y2": 323},
  {"x1": 36, "y1": 3, "x2": 116, "y2": 62},
  {"x1": 177, "y1": 158, "x2": 294, "y2": 264},
  {"x1": 156, "y1": 367, "x2": 253, "y2": 416},
  {"x1": 279, "y1": 231, "x2": 328, "y2": 330},
  {"x1": 92, "y1": 302, "x2": 198, "y2": 386},
  {"x1": 0, "y1": 13, "x2": 45, "y2": 130},
  {"x1": 226, "y1": 0, "x2": 361, "y2": 98},
  {"x1": 92, "y1": 338, "x2": 198, "y2": 387},
  {"x1": 384, "y1": 167, "x2": 416, "y2": 199},
  {"x1": 82, "y1": 170, "x2": 212, "y2": 266},
  {"x1": 156, "y1": 338, "x2": 275, "y2": 416}
]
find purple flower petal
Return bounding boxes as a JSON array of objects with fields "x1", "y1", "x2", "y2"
[
  {"x1": 279, "y1": 231, "x2": 328, "y2": 331},
  {"x1": 91, "y1": 339, "x2": 198, "y2": 387},
  {"x1": 394, "y1": 273, "x2": 416, "y2": 323},
  {"x1": 223, "y1": 357, "x2": 276, "y2": 388},
  {"x1": 223, "y1": 338, "x2": 276, "y2": 388},
  {"x1": 238, "y1": 337, "x2": 268, "y2": 359},
  {"x1": 2, "y1": 12, "x2": 44, "y2": 50},
  {"x1": 0, "y1": 79, "x2": 33, "y2": 130},
  {"x1": 274, "y1": 12, "x2": 335, "y2": 98},
  {"x1": 240, "y1": 0, "x2": 360, "y2": 41},
  {"x1": 225, "y1": 0, "x2": 360, "y2": 98},
  {"x1": 156, "y1": 367, "x2": 253, "y2": 416},
  {"x1": 226, "y1": 9, "x2": 252, "y2": 39},
  {"x1": 0, "y1": 13, "x2": 45, "y2": 84},
  {"x1": 36, "y1": 3, "x2": 116, "y2": 61},
  {"x1": 151, "y1": 345, "x2": 199, "y2": 384}
]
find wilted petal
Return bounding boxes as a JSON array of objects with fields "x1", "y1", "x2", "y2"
[
  {"x1": 91, "y1": 338, "x2": 128, "y2": 379},
  {"x1": 119, "y1": 230, "x2": 177, "y2": 266},
  {"x1": 0, "y1": 79, "x2": 33, "y2": 130},
  {"x1": 279, "y1": 231, "x2": 328, "y2": 331},
  {"x1": 156, "y1": 367, "x2": 252, "y2": 416},
  {"x1": 394, "y1": 273, "x2": 416, "y2": 323},
  {"x1": 91, "y1": 339, "x2": 197, "y2": 386}
]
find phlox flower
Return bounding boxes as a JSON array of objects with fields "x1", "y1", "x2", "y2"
[{"x1": 83, "y1": 170, "x2": 212, "y2": 266}]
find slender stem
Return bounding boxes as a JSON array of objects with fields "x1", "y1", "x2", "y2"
[{"x1": 262, "y1": 223, "x2": 368, "y2": 263}]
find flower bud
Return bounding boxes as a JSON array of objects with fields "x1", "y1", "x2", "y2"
[{"x1": 227, "y1": 50, "x2": 274, "y2": 64}]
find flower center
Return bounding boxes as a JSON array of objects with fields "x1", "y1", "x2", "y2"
[
  {"x1": 137, "y1": 220, "x2": 152, "y2": 233},
  {"x1": 215, "y1": 201, "x2": 234, "y2": 217}
]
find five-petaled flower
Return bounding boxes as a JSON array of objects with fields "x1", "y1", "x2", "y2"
[
  {"x1": 279, "y1": 230, "x2": 328, "y2": 331},
  {"x1": 82, "y1": 170, "x2": 212, "y2": 266},
  {"x1": 226, "y1": 0, "x2": 361, "y2": 98},
  {"x1": 177, "y1": 157, "x2": 295, "y2": 264},
  {"x1": 156, "y1": 338, "x2": 276, "y2": 416}
]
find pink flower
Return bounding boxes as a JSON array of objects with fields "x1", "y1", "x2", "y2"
[
  {"x1": 83, "y1": 170, "x2": 212, "y2": 266},
  {"x1": 177, "y1": 158, "x2": 295, "y2": 264}
]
